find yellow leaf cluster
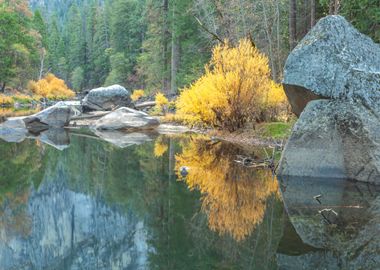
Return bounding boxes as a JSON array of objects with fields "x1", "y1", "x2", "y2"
[
  {"x1": 176, "y1": 39, "x2": 289, "y2": 130},
  {"x1": 28, "y1": 73, "x2": 75, "y2": 100},
  {"x1": 0, "y1": 95, "x2": 14, "y2": 106},
  {"x1": 176, "y1": 136, "x2": 279, "y2": 241},
  {"x1": 131, "y1": 89, "x2": 145, "y2": 101},
  {"x1": 155, "y1": 92, "x2": 169, "y2": 107},
  {"x1": 267, "y1": 82, "x2": 286, "y2": 106}
]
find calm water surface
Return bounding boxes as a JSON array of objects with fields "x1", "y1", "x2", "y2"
[{"x1": 0, "y1": 131, "x2": 379, "y2": 269}]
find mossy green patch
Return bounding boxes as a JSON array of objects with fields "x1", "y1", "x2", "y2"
[{"x1": 258, "y1": 122, "x2": 294, "y2": 139}]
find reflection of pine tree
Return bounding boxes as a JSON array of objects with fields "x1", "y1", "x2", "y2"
[{"x1": 176, "y1": 136, "x2": 279, "y2": 241}]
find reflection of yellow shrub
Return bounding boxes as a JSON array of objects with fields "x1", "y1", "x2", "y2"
[
  {"x1": 131, "y1": 89, "x2": 145, "y2": 101},
  {"x1": 28, "y1": 73, "x2": 75, "y2": 100},
  {"x1": 177, "y1": 39, "x2": 281, "y2": 131},
  {"x1": 154, "y1": 137, "x2": 168, "y2": 157},
  {"x1": 176, "y1": 137, "x2": 278, "y2": 241},
  {"x1": 0, "y1": 95, "x2": 14, "y2": 106}
]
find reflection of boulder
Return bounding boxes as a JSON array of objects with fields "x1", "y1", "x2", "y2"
[
  {"x1": 38, "y1": 128, "x2": 70, "y2": 150},
  {"x1": 93, "y1": 107, "x2": 159, "y2": 131},
  {"x1": 283, "y1": 16, "x2": 380, "y2": 116},
  {"x1": 278, "y1": 175, "x2": 380, "y2": 269},
  {"x1": 0, "y1": 166, "x2": 148, "y2": 270},
  {"x1": 82, "y1": 84, "x2": 131, "y2": 111},
  {"x1": 94, "y1": 130, "x2": 156, "y2": 148},
  {"x1": 279, "y1": 100, "x2": 380, "y2": 184},
  {"x1": 0, "y1": 118, "x2": 28, "y2": 143}
]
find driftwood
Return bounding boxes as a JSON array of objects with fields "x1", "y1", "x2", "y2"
[
  {"x1": 135, "y1": 101, "x2": 156, "y2": 109},
  {"x1": 71, "y1": 111, "x2": 110, "y2": 121}
]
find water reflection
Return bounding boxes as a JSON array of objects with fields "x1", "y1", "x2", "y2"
[
  {"x1": 0, "y1": 132, "x2": 378, "y2": 269},
  {"x1": 0, "y1": 107, "x2": 40, "y2": 121},
  {"x1": 175, "y1": 135, "x2": 279, "y2": 241}
]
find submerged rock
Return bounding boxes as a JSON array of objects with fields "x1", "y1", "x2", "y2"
[
  {"x1": 283, "y1": 15, "x2": 380, "y2": 116},
  {"x1": 93, "y1": 107, "x2": 159, "y2": 131},
  {"x1": 279, "y1": 100, "x2": 380, "y2": 184},
  {"x1": 82, "y1": 84, "x2": 131, "y2": 111}
]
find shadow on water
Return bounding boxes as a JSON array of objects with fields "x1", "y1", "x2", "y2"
[{"x1": 0, "y1": 130, "x2": 379, "y2": 269}]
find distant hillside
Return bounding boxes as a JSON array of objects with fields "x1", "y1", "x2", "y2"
[{"x1": 29, "y1": 0, "x2": 104, "y2": 22}]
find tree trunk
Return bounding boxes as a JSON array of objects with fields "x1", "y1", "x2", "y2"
[
  {"x1": 162, "y1": 0, "x2": 170, "y2": 92},
  {"x1": 261, "y1": 0, "x2": 277, "y2": 81},
  {"x1": 289, "y1": 0, "x2": 297, "y2": 49},
  {"x1": 311, "y1": 0, "x2": 316, "y2": 27},
  {"x1": 1, "y1": 82, "x2": 5, "y2": 93},
  {"x1": 39, "y1": 49, "x2": 46, "y2": 80},
  {"x1": 170, "y1": 1, "x2": 179, "y2": 94},
  {"x1": 329, "y1": 0, "x2": 335, "y2": 14}
]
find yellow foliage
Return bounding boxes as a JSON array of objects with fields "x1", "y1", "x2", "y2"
[
  {"x1": 131, "y1": 89, "x2": 145, "y2": 101},
  {"x1": 154, "y1": 137, "x2": 168, "y2": 157},
  {"x1": 155, "y1": 92, "x2": 169, "y2": 107},
  {"x1": 266, "y1": 82, "x2": 290, "y2": 121},
  {"x1": 176, "y1": 137, "x2": 279, "y2": 241},
  {"x1": 176, "y1": 39, "x2": 288, "y2": 131},
  {"x1": 0, "y1": 108, "x2": 39, "y2": 118},
  {"x1": 28, "y1": 73, "x2": 75, "y2": 100},
  {"x1": 0, "y1": 95, "x2": 14, "y2": 106},
  {"x1": 152, "y1": 92, "x2": 169, "y2": 115}
]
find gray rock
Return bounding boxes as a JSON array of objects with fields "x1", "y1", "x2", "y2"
[
  {"x1": 94, "y1": 130, "x2": 155, "y2": 148},
  {"x1": 278, "y1": 100, "x2": 380, "y2": 184},
  {"x1": 283, "y1": 15, "x2": 380, "y2": 116},
  {"x1": 55, "y1": 100, "x2": 83, "y2": 115},
  {"x1": 0, "y1": 118, "x2": 28, "y2": 143},
  {"x1": 23, "y1": 102, "x2": 76, "y2": 132},
  {"x1": 93, "y1": 107, "x2": 159, "y2": 131},
  {"x1": 82, "y1": 84, "x2": 131, "y2": 111}
]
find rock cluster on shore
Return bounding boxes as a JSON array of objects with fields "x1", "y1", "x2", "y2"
[
  {"x1": 279, "y1": 15, "x2": 380, "y2": 185},
  {"x1": 0, "y1": 84, "x2": 189, "y2": 149}
]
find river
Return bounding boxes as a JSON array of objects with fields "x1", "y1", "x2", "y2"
[{"x1": 0, "y1": 131, "x2": 379, "y2": 269}]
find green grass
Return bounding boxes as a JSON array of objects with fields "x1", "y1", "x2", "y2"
[{"x1": 258, "y1": 122, "x2": 294, "y2": 139}]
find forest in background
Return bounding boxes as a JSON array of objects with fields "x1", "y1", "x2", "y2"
[{"x1": 0, "y1": 0, "x2": 379, "y2": 94}]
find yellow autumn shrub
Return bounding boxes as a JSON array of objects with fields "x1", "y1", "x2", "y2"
[
  {"x1": 131, "y1": 89, "x2": 145, "y2": 101},
  {"x1": 176, "y1": 39, "x2": 288, "y2": 131},
  {"x1": 155, "y1": 92, "x2": 169, "y2": 107},
  {"x1": 176, "y1": 136, "x2": 279, "y2": 241},
  {"x1": 152, "y1": 92, "x2": 169, "y2": 115},
  {"x1": 28, "y1": 73, "x2": 75, "y2": 100},
  {"x1": 0, "y1": 95, "x2": 14, "y2": 106},
  {"x1": 266, "y1": 82, "x2": 289, "y2": 121}
]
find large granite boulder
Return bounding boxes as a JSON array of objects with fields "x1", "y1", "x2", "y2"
[
  {"x1": 82, "y1": 84, "x2": 131, "y2": 111},
  {"x1": 23, "y1": 102, "x2": 78, "y2": 132},
  {"x1": 93, "y1": 107, "x2": 159, "y2": 131},
  {"x1": 283, "y1": 15, "x2": 380, "y2": 116},
  {"x1": 0, "y1": 103, "x2": 77, "y2": 138},
  {"x1": 278, "y1": 100, "x2": 380, "y2": 184}
]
